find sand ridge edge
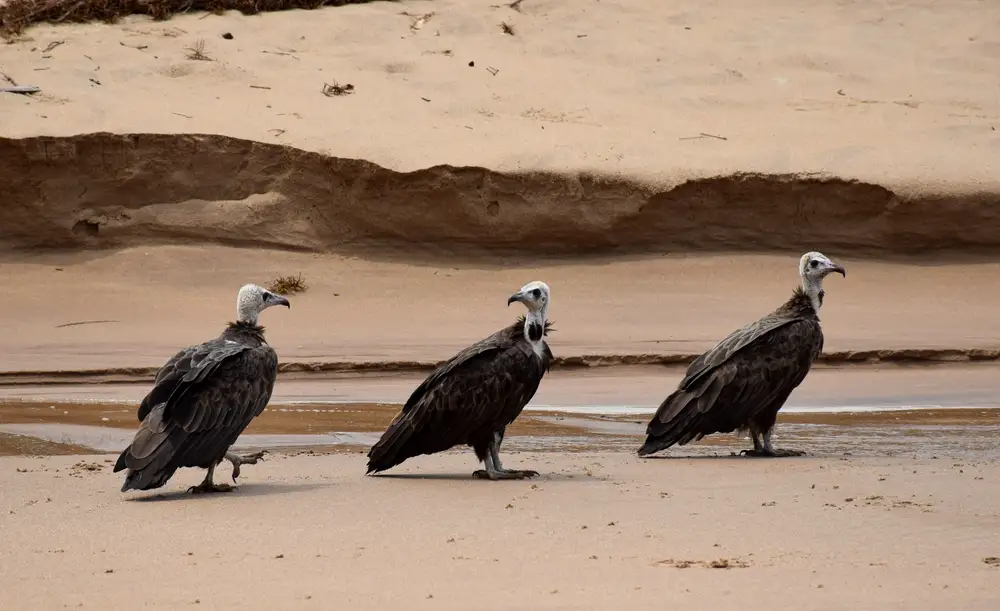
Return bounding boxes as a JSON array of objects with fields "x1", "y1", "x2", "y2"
[{"x1": 3, "y1": 347, "x2": 1000, "y2": 386}]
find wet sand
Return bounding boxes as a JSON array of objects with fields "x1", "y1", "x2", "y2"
[
  {"x1": 2, "y1": 391, "x2": 999, "y2": 461},
  {"x1": 4, "y1": 362, "x2": 1000, "y2": 460},
  {"x1": 6, "y1": 362, "x2": 1000, "y2": 411}
]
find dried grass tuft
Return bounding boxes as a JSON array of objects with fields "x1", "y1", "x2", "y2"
[
  {"x1": 1, "y1": 0, "x2": 392, "y2": 37},
  {"x1": 267, "y1": 274, "x2": 307, "y2": 295}
]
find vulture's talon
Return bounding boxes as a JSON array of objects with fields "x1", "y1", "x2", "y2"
[
  {"x1": 472, "y1": 468, "x2": 539, "y2": 481},
  {"x1": 226, "y1": 450, "x2": 266, "y2": 482},
  {"x1": 188, "y1": 482, "x2": 235, "y2": 494}
]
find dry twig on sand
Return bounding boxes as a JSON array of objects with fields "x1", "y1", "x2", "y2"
[
  {"x1": 678, "y1": 132, "x2": 728, "y2": 141},
  {"x1": 491, "y1": 0, "x2": 524, "y2": 10},
  {"x1": 184, "y1": 38, "x2": 212, "y2": 61},
  {"x1": 500, "y1": 21, "x2": 515, "y2": 35},
  {"x1": 321, "y1": 81, "x2": 354, "y2": 96}
]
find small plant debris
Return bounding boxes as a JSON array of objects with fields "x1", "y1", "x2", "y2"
[
  {"x1": 500, "y1": 21, "x2": 515, "y2": 35},
  {"x1": 657, "y1": 557, "x2": 749, "y2": 569},
  {"x1": 267, "y1": 274, "x2": 307, "y2": 295},
  {"x1": 983, "y1": 557, "x2": 1000, "y2": 566},
  {"x1": 322, "y1": 81, "x2": 354, "y2": 97},
  {"x1": 184, "y1": 39, "x2": 212, "y2": 61},
  {"x1": 401, "y1": 11, "x2": 434, "y2": 32}
]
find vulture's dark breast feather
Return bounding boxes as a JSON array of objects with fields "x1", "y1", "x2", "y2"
[
  {"x1": 641, "y1": 289, "x2": 823, "y2": 455},
  {"x1": 367, "y1": 318, "x2": 553, "y2": 473},
  {"x1": 115, "y1": 322, "x2": 278, "y2": 491}
]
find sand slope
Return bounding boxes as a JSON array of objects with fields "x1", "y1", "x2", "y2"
[
  {"x1": 1, "y1": 452, "x2": 998, "y2": 610},
  {"x1": 0, "y1": 0, "x2": 998, "y2": 191}
]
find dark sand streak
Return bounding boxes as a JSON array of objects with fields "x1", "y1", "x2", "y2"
[{"x1": 5, "y1": 348, "x2": 1000, "y2": 386}]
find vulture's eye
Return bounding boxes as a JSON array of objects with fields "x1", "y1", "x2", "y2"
[
  {"x1": 809, "y1": 260, "x2": 819, "y2": 268},
  {"x1": 532, "y1": 288, "x2": 541, "y2": 298}
]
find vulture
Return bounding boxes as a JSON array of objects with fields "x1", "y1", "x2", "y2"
[
  {"x1": 113, "y1": 284, "x2": 290, "y2": 493},
  {"x1": 367, "y1": 281, "x2": 554, "y2": 480},
  {"x1": 639, "y1": 252, "x2": 846, "y2": 458}
]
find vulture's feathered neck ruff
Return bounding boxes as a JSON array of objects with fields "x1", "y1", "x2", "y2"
[
  {"x1": 516, "y1": 314, "x2": 555, "y2": 352},
  {"x1": 225, "y1": 320, "x2": 267, "y2": 344}
]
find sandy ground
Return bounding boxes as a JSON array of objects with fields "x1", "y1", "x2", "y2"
[
  {"x1": 2, "y1": 246, "x2": 1000, "y2": 373},
  {"x1": 0, "y1": 0, "x2": 998, "y2": 194},
  {"x1": 1, "y1": 451, "x2": 998, "y2": 610}
]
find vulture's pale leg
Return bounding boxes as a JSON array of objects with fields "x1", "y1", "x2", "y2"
[
  {"x1": 491, "y1": 432, "x2": 539, "y2": 478},
  {"x1": 473, "y1": 432, "x2": 538, "y2": 480},
  {"x1": 741, "y1": 429, "x2": 804, "y2": 457},
  {"x1": 225, "y1": 450, "x2": 268, "y2": 482},
  {"x1": 739, "y1": 431, "x2": 767, "y2": 456},
  {"x1": 187, "y1": 464, "x2": 234, "y2": 494},
  {"x1": 760, "y1": 429, "x2": 805, "y2": 457}
]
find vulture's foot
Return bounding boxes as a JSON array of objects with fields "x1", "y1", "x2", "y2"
[
  {"x1": 472, "y1": 468, "x2": 539, "y2": 480},
  {"x1": 226, "y1": 450, "x2": 268, "y2": 482},
  {"x1": 739, "y1": 448, "x2": 806, "y2": 458},
  {"x1": 187, "y1": 481, "x2": 235, "y2": 494}
]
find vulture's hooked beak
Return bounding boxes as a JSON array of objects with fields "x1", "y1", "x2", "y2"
[
  {"x1": 270, "y1": 294, "x2": 291, "y2": 309},
  {"x1": 831, "y1": 264, "x2": 846, "y2": 278},
  {"x1": 507, "y1": 291, "x2": 527, "y2": 307}
]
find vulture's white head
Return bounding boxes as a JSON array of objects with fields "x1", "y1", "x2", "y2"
[
  {"x1": 508, "y1": 281, "x2": 550, "y2": 314},
  {"x1": 798, "y1": 252, "x2": 845, "y2": 310},
  {"x1": 236, "y1": 284, "x2": 291, "y2": 324}
]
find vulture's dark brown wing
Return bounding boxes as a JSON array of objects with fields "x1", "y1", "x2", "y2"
[
  {"x1": 136, "y1": 338, "x2": 242, "y2": 422},
  {"x1": 367, "y1": 329, "x2": 547, "y2": 474},
  {"x1": 679, "y1": 312, "x2": 801, "y2": 390},
  {"x1": 640, "y1": 319, "x2": 822, "y2": 455},
  {"x1": 115, "y1": 344, "x2": 278, "y2": 491}
]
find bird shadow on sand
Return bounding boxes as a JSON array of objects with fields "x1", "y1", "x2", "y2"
[
  {"x1": 367, "y1": 472, "x2": 582, "y2": 482},
  {"x1": 639, "y1": 453, "x2": 811, "y2": 461},
  {"x1": 125, "y1": 481, "x2": 332, "y2": 502}
]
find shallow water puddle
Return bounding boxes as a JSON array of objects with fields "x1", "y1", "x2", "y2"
[{"x1": 0, "y1": 400, "x2": 998, "y2": 459}]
